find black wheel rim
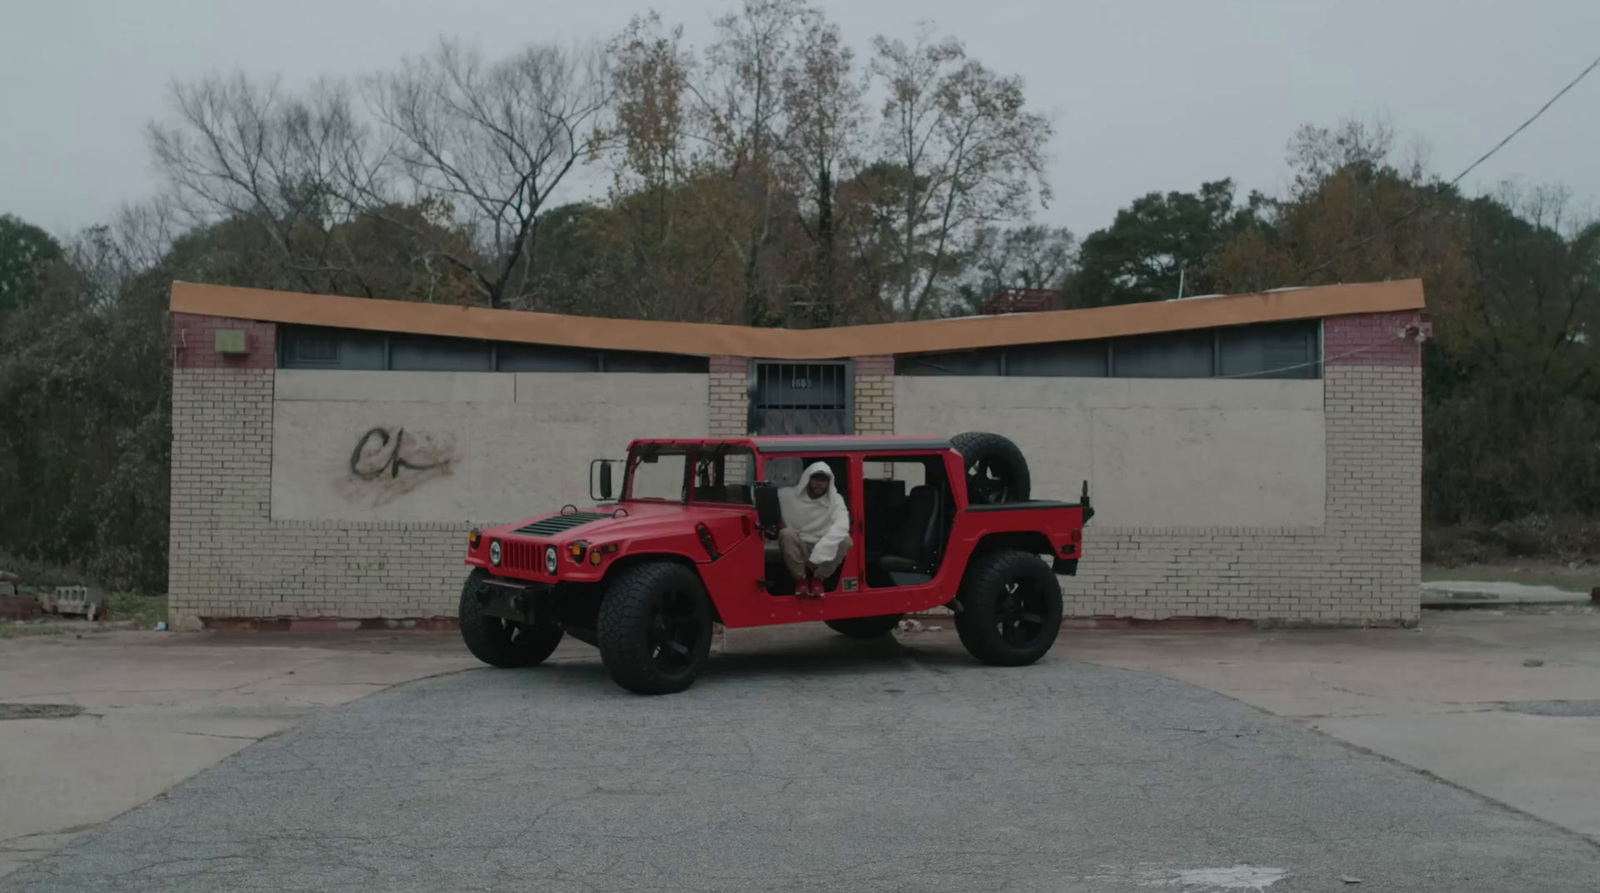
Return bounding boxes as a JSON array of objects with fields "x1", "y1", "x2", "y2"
[
  {"x1": 966, "y1": 458, "x2": 1010, "y2": 504},
  {"x1": 496, "y1": 619, "x2": 533, "y2": 646},
  {"x1": 994, "y1": 575, "x2": 1046, "y2": 647},
  {"x1": 648, "y1": 589, "x2": 701, "y2": 672}
]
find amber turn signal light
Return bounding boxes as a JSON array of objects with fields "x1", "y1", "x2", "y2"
[{"x1": 468, "y1": 528, "x2": 481, "y2": 549}]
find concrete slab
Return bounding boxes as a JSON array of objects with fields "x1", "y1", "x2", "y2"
[
  {"x1": 0, "y1": 630, "x2": 483, "y2": 878},
  {"x1": 5, "y1": 610, "x2": 1600, "y2": 885},
  {"x1": 1062, "y1": 608, "x2": 1600, "y2": 842},
  {"x1": 7, "y1": 628, "x2": 1600, "y2": 892},
  {"x1": 1423, "y1": 579, "x2": 1594, "y2": 606},
  {"x1": 1316, "y1": 711, "x2": 1600, "y2": 839}
]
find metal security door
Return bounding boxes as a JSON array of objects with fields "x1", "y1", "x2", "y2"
[{"x1": 749, "y1": 361, "x2": 853, "y2": 435}]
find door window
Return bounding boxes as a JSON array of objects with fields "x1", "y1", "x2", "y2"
[{"x1": 691, "y1": 448, "x2": 757, "y2": 504}]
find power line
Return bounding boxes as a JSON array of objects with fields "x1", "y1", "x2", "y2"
[
  {"x1": 1305, "y1": 50, "x2": 1600, "y2": 277},
  {"x1": 1447, "y1": 52, "x2": 1600, "y2": 189}
]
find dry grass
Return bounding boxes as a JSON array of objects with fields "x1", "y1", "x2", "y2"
[{"x1": 0, "y1": 592, "x2": 165, "y2": 638}]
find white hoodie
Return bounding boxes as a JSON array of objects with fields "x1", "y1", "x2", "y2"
[{"x1": 777, "y1": 461, "x2": 851, "y2": 565}]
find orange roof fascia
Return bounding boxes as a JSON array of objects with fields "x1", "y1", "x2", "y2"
[{"x1": 170, "y1": 279, "x2": 1424, "y2": 360}]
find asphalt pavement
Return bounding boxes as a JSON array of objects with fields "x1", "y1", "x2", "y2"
[{"x1": 6, "y1": 627, "x2": 1599, "y2": 892}]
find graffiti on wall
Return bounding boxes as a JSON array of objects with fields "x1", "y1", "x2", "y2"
[{"x1": 341, "y1": 426, "x2": 456, "y2": 507}]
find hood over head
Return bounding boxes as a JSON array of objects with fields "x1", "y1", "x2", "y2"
[{"x1": 799, "y1": 461, "x2": 838, "y2": 501}]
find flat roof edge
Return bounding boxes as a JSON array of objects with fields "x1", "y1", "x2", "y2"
[{"x1": 171, "y1": 279, "x2": 1425, "y2": 359}]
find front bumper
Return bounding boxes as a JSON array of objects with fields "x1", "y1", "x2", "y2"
[{"x1": 475, "y1": 576, "x2": 556, "y2": 625}]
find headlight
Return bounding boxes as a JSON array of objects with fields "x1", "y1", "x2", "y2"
[
  {"x1": 489, "y1": 540, "x2": 502, "y2": 566},
  {"x1": 544, "y1": 546, "x2": 558, "y2": 575}
]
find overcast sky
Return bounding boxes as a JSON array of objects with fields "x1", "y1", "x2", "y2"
[{"x1": 4, "y1": 0, "x2": 1598, "y2": 240}]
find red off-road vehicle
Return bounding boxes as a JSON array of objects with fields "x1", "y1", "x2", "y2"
[{"x1": 459, "y1": 432, "x2": 1092, "y2": 694}]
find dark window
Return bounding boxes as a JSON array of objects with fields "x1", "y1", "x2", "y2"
[
  {"x1": 895, "y1": 349, "x2": 1002, "y2": 376},
  {"x1": 277, "y1": 325, "x2": 709, "y2": 374},
  {"x1": 1218, "y1": 321, "x2": 1319, "y2": 379},
  {"x1": 280, "y1": 326, "x2": 383, "y2": 370},
  {"x1": 292, "y1": 335, "x2": 338, "y2": 363},
  {"x1": 602, "y1": 351, "x2": 710, "y2": 374},
  {"x1": 891, "y1": 321, "x2": 1322, "y2": 380},
  {"x1": 1110, "y1": 330, "x2": 1215, "y2": 378},
  {"x1": 496, "y1": 343, "x2": 599, "y2": 372},
  {"x1": 388, "y1": 335, "x2": 491, "y2": 372},
  {"x1": 1004, "y1": 340, "x2": 1108, "y2": 377}
]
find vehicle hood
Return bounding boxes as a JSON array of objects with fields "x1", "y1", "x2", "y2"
[{"x1": 489, "y1": 501, "x2": 737, "y2": 543}]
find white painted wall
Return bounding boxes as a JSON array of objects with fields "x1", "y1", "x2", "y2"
[
  {"x1": 271, "y1": 371, "x2": 709, "y2": 523},
  {"x1": 894, "y1": 377, "x2": 1325, "y2": 528}
]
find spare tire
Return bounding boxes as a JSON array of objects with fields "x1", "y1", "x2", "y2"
[{"x1": 951, "y1": 431, "x2": 1030, "y2": 505}]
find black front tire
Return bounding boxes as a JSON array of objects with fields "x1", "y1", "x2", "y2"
[
  {"x1": 598, "y1": 562, "x2": 714, "y2": 695},
  {"x1": 458, "y1": 569, "x2": 564, "y2": 668},
  {"x1": 954, "y1": 550, "x2": 1062, "y2": 666},
  {"x1": 825, "y1": 614, "x2": 904, "y2": 638}
]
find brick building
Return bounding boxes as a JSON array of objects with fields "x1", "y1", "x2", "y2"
[{"x1": 167, "y1": 279, "x2": 1426, "y2": 629}]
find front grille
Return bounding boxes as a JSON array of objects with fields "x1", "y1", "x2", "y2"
[
  {"x1": 502, "y1": 540, "x2": 545, "y2": 574},
  {"x1": 514, "y1": 512, "x2": 610, "y2": 536}
]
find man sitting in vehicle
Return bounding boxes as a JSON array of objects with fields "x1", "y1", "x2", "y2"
[{"x1": 777, "y1": 462, "x2": 852, "y2": 597}]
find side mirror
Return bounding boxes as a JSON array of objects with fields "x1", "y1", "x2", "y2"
[{"x1": 591, "y1": 459, "x2": 621, "y2": 503}]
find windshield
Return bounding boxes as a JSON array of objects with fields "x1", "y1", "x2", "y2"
[{"x1": 625, "y1": 448, "x2": 688, "y2": 502}]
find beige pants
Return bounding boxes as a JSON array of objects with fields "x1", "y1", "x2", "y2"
[{"x1": 778, "y1": 528, "x2": 852, "y2": 580}]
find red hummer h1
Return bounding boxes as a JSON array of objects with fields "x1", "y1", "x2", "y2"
[{"x1": 460, "y1": 432, "x2": 1092, "y2": 694}]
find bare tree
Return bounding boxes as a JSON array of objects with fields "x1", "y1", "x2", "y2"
[
  {"x1": 871, "y1": 27, "x2": 1053, "y2": 319},
  {"x1": 148, "y1": 75, "x2": 384, "y2": 296},
  {"x1": 368, "y1": 40, "x2": 611, "y2": 309},
  {"x1": 599, "y1": 2, "x2": 858, "y2": 326},
  {"x1": 696, "y1": 0, "x2": 811, "y2": 325},
  {"x1": 778, "y1": 10, "x2": 867, "y2": 326},
  {"x1": 967, "y1": 224, "x2": 1075, "y2": 289},
  {"x1": 608, "y1": 13, "x2": 695, "y2": 194}
]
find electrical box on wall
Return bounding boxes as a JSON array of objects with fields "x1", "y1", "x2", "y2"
[{"x1": 215, "y1": 329, "x2": 247, "y2": 355}]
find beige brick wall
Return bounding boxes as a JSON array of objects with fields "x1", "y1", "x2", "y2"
[
  {"x1": 169, "y1": 368, "x2": 469, "y2": 625},
  {"x1": 854, "y1": 355, "x2": 894, "y2": 435},
  {"x1": 1062, "y1": 364, "x2": 1421, "y2": 625},
  {"x1": 171, "y1": 331, "x2": 1419, "y2": 626},
  {"x1": 709, "y1": 355, "x2": 749, "y2": 437}
]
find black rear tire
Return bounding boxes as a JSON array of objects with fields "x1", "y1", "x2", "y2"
[
  {"x1": 954, "y1": 550, "x2": 1062, "y2": 666},
  {"x1": 824, "y1": 614, "x2": 904, "y2": 639},
  {"x1": 598, "y1": 562, "x2": 714, "y2": 695},
  {"x1": 458, "y1": 569, "x2": 564, "y2": 668},
  {"x1": 951, "y1": 431, "x2": 1031, "y2": 504}
]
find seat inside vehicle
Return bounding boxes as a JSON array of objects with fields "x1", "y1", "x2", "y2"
[{"x1": 863, "y1": 456, "x2": 952, "y2": 588}]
